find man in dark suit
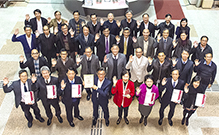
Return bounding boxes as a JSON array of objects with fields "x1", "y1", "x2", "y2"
[
  {"x1": 32, "y1": 66, "x2": 63, "y2": 126},
  {"x1": 154, "y1": 29, "x2": 173, "y2": 59},
  {"x1": 95, "y1": 26, "x2": 116, "y2": 62},
  {"x1": 25, "y1": 9, "x2": 48, "y2": 34},
  {"x1": 133, "y1": 29, "x2": 156, "y2": 58},
  {"x1": 12, "y1": 25, "x2": 38, "y2": 59},
  {"x1": 3, "y1": 70, "x2": 44, "y2": 128},
  {"x1": 158, "y1": 69, "x2": 185, "y2": 126},
  {"x1": 20, "y1": 49, "x2": 49, "y2": 77},
  {"x1": 87, "y1": 13, "x2": 101, "y2": 35},
  {"x1": 116, "y1": 27, "x2": 134, "y2": 62},
  {"x1": 73, "y1": 25, "x2": 95, "y2": 55},
  {"x1": 79, "y1": 47, "x2": 100, "y2": 100},
  {"x1": 91, "y1": 68, "x2": 111, "y2": 127},
  {"x1": 137, "y1": 13, "x2": 156, "y2": 37},
  {"x1": 60, "y1": 67, "x2": 84, "y2": 127},
  {"x1": 103, "y1": 13, "x2": 121, "y2": 36}
]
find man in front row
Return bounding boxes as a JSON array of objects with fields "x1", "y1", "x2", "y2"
[
  {"x1": 92, "y1": 68, "x2": 111, "y2": 127},
  {"x1": 3, "y1": 70, "x2": 45, "y2": 128}
]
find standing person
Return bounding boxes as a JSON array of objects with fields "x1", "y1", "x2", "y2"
[
  {"x1": 182, "y1": 76, "x2": 205, "y2": 126},
  {"x1": 32, "y1": 66, "x2": 63, "y2": 126},
  {"x1": 111, "y1": 70, "x2": 135, "y2": 125},
  {"x1": 158, "y1": 69, "x2": 185, "y2": 126},
  {"x1": 175, "y1": 18, "x2": 190, "y2": 39},
  {"x1": 136, "y1": 75, "x2": 159, "y2": 126},
  {"x1": 91, "y1": 68, "x2": 111, "y2": 127},
  {"x1": 102, "y1": 13, "x2": 121, "y2": 36},
  {"x1": 60, "y1": 67, "x2": 84, "y2": 127},
  {"x1": 2, "y1": 70, "x2": 44, "y2": 128},
  {"x1": 12, "y1": 25, "x2": 38, "y2": 59},
  {"x1": 87, "y1": 13, "x2": 101, "y2": 35}
]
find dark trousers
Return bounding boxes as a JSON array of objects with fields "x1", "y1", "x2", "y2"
[
  {"x1": 118, "y1": 106, "x2": 129, "y2": 118},
  {"x1": 93, "y1": 100, "x2": 109, "y2": 120},
  {"x1": 159, "y1": 102, "x2": 177, "y2": 120},
  {"x1": 41, "y1": 99, "x2": 61, "y2": 119},
  {"x1": 64, "y1": 99, "x2": 80, "y2": 123},
  {"x1": 85, "y1": 88, "x2": 92, "y2": 95},
  {"x1": 20, "y1": 102, "x2": 42, "y2": 122}
]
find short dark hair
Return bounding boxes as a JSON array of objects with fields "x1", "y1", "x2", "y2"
[
  {"x1": 201, "y1": 35, "x2": 209, "y2": 41},
  {"x1": 182, "y1": 49, "x2": 190, "y2": 54},
  {"x1": 111, "y1": 44, "x2": 119, "y2": 48},
  {"x1": 97, "y1": 67, "x2": 106, "y2": 73},
  {"x1": 165, "y1": 13, "x2": 172, "y2": 18},
  {"x1": 205, "y1": 52, "x2": 213, "y2": 57},
  {"x1": 90, "y1": 13, "x2": 97, "y2": 18},
  {"x1": 158, "y1": 51, "x2": 166, "y2": 56},
  {"x1": 19, "y1": 70, "x2": 28, "y2": 77},
  {"x1": 61, "y1": 23, "x2": 68, "y2": 27},
  {"x1": 67, "y1": 67, "x2": 78, "y2": 74},
  {"x1": 33, "y1": 9, "x2": 41, "y2": 14},
  {"x1": 73, "y1": 10, "x2": 80, "y2": 15},
  {"x1": 54, "y1": 11, "x2": 61, "y2": 15},
  {"x1": 144, "y1": 74, "x2": 154, "y2": 82},
  {"x1": 121, "y1": 69, "x2": 131, "y2": 79},
  {"x1": 60, "y1": 48, "x2": 67, "y2": 53},
  {"x1": 125, "y1": 9, "x2": 133, "y2": 15},
  {"x1": 85, "y1": 46, "x2": 92, "y2": 51},
  {"x1": 24, "y1": 25, "x2": 32, "y2": 30},
  {"x1": 180, "y1": 30, "x2": 188, "y2": 35},
  {"x1": 102, "y1": 25, "x2": 110, "y2": 31},
  {"x1": 180, "y1": 18, "x2": 188, "y2": 27},
  {"x1": 172, "y1": 68, "x2": 180, "y2": 74},
  {"x1": 136, "y1": 46, "x2": 143, "y2": 51},
  {"x1": 163, "y1": 28, "x2": 169, "y2": 33},
  {"x1": 191, "y1": 76, "x2": 201, "y2": 84},
  {"x1": 82, "y1": 25, "x2": 89, "y2": 30},
  {"x1": 123, "y1": 27, "x2": 130, "y2": 32},
  {"x1": 142, "y1": 13, "x2": 149, "y2": 18}
]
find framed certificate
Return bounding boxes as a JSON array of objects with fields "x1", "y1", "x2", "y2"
[
  {"x1": 171, "y1": 89, "x2": 183, "y2": 104},
  {"x1": 24, "y1": 91, "x2": 35, "y2": 105},
  {"x1": 84, "y1": 74, "x2": 94, "y2": 88},
  {"x1": 123, "y1": 88, "x2": 130, "y2": 97},
  {"x1": 72, "y1": 84, "x2": 82, "y2": 98},
  {"x1": 46, "y1": 85, "x2": 57, "y2": 99},
  {"x1": 144, "y1": 92, "x2": 156, "y2": 105},
  {"x1": 195, "y1": 93, "x2": 206, "y2": 107}
]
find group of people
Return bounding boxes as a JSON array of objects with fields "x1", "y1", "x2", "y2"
[{"x1": 3, "y1": 8, "x2": 217, "y2": 129}]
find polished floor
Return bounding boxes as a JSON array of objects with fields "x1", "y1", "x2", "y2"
[{"x1": 0, "y1": 0, "x2": 219, "y2": 135}]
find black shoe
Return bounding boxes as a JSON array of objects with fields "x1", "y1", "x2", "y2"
[
  {"x1": 144, "y1": 118, "x2": 147, "y2": 126},
  {"x1": 181, "y1": 117, "x2": 185, "y2": 125},
  {"x1": 92, "y1": 119, "x2": 97, "y2": 126},
  {"x1": 124, "y1": 117, "x2": 129, "y2": 125},
  {"x1": 116, "y1": 117, "x2": 122, "y2": 125},
  {"x1": 36, "y1": 117, "x2": 45, "y2": 123},
  {"x1": 27, "y1": 122, "x2": 32, "y2": 128},
  {"x1": 57, "y1": 116, "x2": 63, "y2": 123},
  {"x1": 69, "y1": 122, "x2": 75, "y2": 127},
  {"x1": 158, "y1": 119, "x2": 163, "y2": 125},
  {"x1": 47, "y1": 119, "x2": 52, "y2": 126},
  {"x1": 186, "y1": 118, "x2": 189, "y2": 126},
  {"x1": 87, "y1": 95, "x2": 90, "y2": 101},
  {"x1": 105, "y1": 119, "x2": 110, "y2": 126},
  {"x1": 168, "y1": 119, "x2": 173, "y2": 126},
  {"x1": 139, "y1": 116, "x2": 144, "y2": 123},
  {"x1": 75, "y1": 116, "x2": 84, "y2": 121}
]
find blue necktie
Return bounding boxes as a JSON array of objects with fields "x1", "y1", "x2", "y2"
[
  {"x1": 164, "y1": 39, "x2": 167, "y2": 50},
  {"x1": 173, "y1": 81, "x2": 176, "y2": 88}
]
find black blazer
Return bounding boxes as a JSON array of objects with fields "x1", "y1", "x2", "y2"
[
  {"x1": 91, "y1": 77, "x2": 111, "y2": 105},
  {"x1": 20, "y1": 57, "x2": 49, "y2": 75},
  {"x1": 190, "y1": 43, "x2": 213, "y2": 62},
  {"x1": 157, "y1": 21, "x2": 175, "y2": 39},
  {"x1": 3, "y1": 79, "x2": 36, "y2": 108},
  {"x1": 154, "y1": 37, "x2": 173, "y2": 58},
  {"x1": 56, "y1": 32, "x2": 77, "y2": 53},
  {"x1": 118, "y1": 35, "x2": 134, "y2": 61},
  {"x1": 172, "y1": 39, "x2": 192, "y2": 58},
  {"x1": 25, "y1": 17, "x2": 48, "y2": 33},
  {"x1": 120, "y1": 19, "x2": 137, "y2": 37},
  {"x1": 87, "y1": 21, "x2": 101, "y2": 35},
  {"x1": 138, "y1": 21, "x2": 156, "y2": 37},
  {"x1": 95, "y1": 34, "x2": 116, "y2": 62}
]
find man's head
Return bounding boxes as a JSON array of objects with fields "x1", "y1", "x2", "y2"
[
  {"x1": 97, "y1": 67, "x2": 106, "y2": 81},
  {"x1": 165, "y1": 14, "x2": 172, "y2": 23},
  {"x1": 24, "y1": 25, "x2": 32, "y2": 36},
  {"x1": 111, "y1": 44, "x2": 120, "y2": 56},
  {"x1": 60, "y1": 48, "x2": 68, "y2": 60},
  {"x1": 90, "y1": 13, "x2": 97, "y2": 23},
  {"x1": 43, "y1": 25, "x2": 50, "y2": 35},
  {"x1": 103, "y1": 26, "x2": 110, "y2": 37},
  {"x1": 142, "y1": 13, "x2": 149, "y2": 23},
  {"x1": 66, "y1": 67, "x2": 77, "y2": 81},
  {"x1": 61, "y1": 23, "x2": 68, "y2": 34},
  {"x1": 143, "y1": 29, "x2": 150, "y2": 39},
  {"x1": 135, "y1": 47, "x2": 143, "y2": 58},
  {"x1": 181, "y1": 49, "x2": 190, "y2": 61},
  {"x1": 73, "y1": 10, "x2": 80, "y2": 20},
  {"x1": 158, "y1": 52, "x2": 166, "y2": 62},
  {"x1": 85, "y1": 47, "x2": 93, "y2": 58},
  {"x1": 31, "y1": 49, "x2": 39, "y2": 60},
  {"x1": 172, "y1": 69, "x2": 180, "y2": 81},
  {"x1": 19, "y1": 70, "x2": 28, "y2": 83},
  {"x1": 107, "y1": 13, "x2": 114, "y2": 22},
  {"x1": 54, "y1": 11, "x2": 61, "y2": 20},
  {"x1": 82, "y1": 25, "x2": 89, "y2": 36},
  {"x1": 125, "y1": 10, "x2": 133, "y2": 20},
  {"x1": 40, "y1": 66, "x2": 50, "y2": 80},
  {"x1": 162, "y1": 28, "x2": 169, "y2": 39},
  {"x1": 123, "y1": 27, "x2": 130, "y2": 38},
  {"x1": 204, "y1": 53, "x2": 213, "y2": 64},
  {"x1": 33, "y1": 9, "x2": 41, "y2": 19},
  {"x1": 200, "y1": 36, "x2": 208, "y2": 47}
]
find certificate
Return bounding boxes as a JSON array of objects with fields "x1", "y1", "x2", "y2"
[
  {"x1": 72, "y1": 84, "x2": 82, "y2": 98},
  {"x1": 144, "y1": 92, "x2": 156, "y2": 105},
  {"x1": 24, "y1": 91, "x2": 35, "y2": 105},
  {"x1": 84, "y1": 74, "x2": 94, "y2": 88},
  {"x1": 47, "y1": 85, "x2": 57, "y2": 99},
  {"x1": 195, "y1": 93, "x2": 206, "y2": 107},
  {"x1": 123, "y1": 89, "x2": 130, "y2": 97},
  {"x1": 171, "y1": 89, "x2": 183, "y2": 104}
]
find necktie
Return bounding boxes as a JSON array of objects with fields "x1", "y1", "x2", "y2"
[
  {"x1": 24, "y1": 83, "x2": 28, "y2": 92},
  {"x1": 173, "y1": 81, "x2": 176, "y2": 88},
  {"x1": 46, "y1": 80, "x2": 49, "y2": 84},
  {"x1": 123, "y1": 38, "x2": 127, "y2": 55},
  {"x1": 106, "y1": 37, "x2": 109, "y2": 54},
  {"x1": 164, "y1": 39, "x2": 167, "y2": 50}
]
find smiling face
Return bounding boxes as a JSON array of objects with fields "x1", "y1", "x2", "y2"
[
  {"x1": 41, "y1": 70, "x2": 50, "y2": 80},
  {"x1": 66, "y1": 70, "x2": 76, "y2": 81},
  {"x1": 31, "y1": 49, "x2": 39, "y2": 60},
  {"x1": 108, "y1": 13, "x2": 114, "y2": 22},
  {"x1": 172, "y1": 70, "x2": 179, "y2": 81},
  {"x1": 181, "y1": 20, "x2": 187, "y2": 27},
  {"x1": 165, "y1": 16, "x2": 171, "y2": 23},
  {"x1": 162, "y1": 29, "x2": 169, "y2": 39},
  {"x1": 83, "y1": 27, "x2": 89, "y2": 36},
  {"x1": 85, "y1": 47, "x2": 92, "y2": 58},
  {"x1": 126, "y1": 12, "x2": 133, "y2": 20},
  {"x1": 97, "y1": 70, "x2": 106, "y2": 81},
  {"x1": 19, "y1": 72, "x2": 28, "y2": 83},
  {"x1": 25, "y1": 27, "x2": 32, "y2": 37},
  {"x1": 158, "y1": 52, "x2": 166, "y2": 62},
  {"x1": 55, "y1": 11, "x2": 61, "y2": 20},
  {"x1": 143, "y1": 29, "x2": 150, "y2": 39},
  {"x1": 180, "y1": 33, "x2": 187, "y2": 40},
  {"x1": 145, "y1": 78, "x2": 153, "y2": 87},
  {"x1": 103, "y1": 28, "x2": 110, "y2": 37},
  {"x1": 204, "y1": 53, "x2": 213, "y2": 64},
  {"x1": 111, "y1": 45, "x2": 119, "y2": 56},
  {"x1": 142, "y1": 14, "x2": 149, "y2": 23},
  {"x1": 122, "y1": 73, "x2": 129, "y2": 83},
  {"x1": 123, "y1": 30, "x2": 130, "y2": 38},
  {"x1": 193, "y1": 81, "x2": 200, "y2": 89}
]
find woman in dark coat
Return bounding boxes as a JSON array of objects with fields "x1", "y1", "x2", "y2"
[{"x1": 175, "y1": 18, "x2": 190, "y2": 39}]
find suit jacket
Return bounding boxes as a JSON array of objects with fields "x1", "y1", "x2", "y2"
[
  {"x1": 80, "y1": 54, "x2": 100, "y2": 78},
  {"x1": 25, "y1": 17, "x2": 48, "y2": 32},
  {"x1": 160, "y1": 78, "x2": 185, "y2": 104},
  {"x1": 3, "y1": 79, "x2": 36, "y2": 108},
  {"x1": 120, "y1": 19, "x2": 137, "y2": 37},
  {"x1": 157, "y1": 21, "x2": 175, "y2": 39},
  {"x1": 154, "y1": 37, "x2": 173, "y2": 58},
  {"x1": 133, "y1": 36, "x2": 156, "y2": 58},
  {"x1": 111, "y1": 80, "x2": 135, "y2": 108},
  {"x1": 68, "y1": 18, "x2": 85, "y2": 36},
  {"x1": 147, "y1": 59, "x2": 172, "y2": 83},
  {"x1": 91, "y1": 77, "x2": 111, "y2": 105},
  {"x1": 20, "y1": 57, "x2": 49, "y2": 75},
  {"x1": 12, "y1": 34, "x2": 38, "y2": 56},
  {"x1": 95, "y1": 34, "x2": 116, "y2": 62},
  {"x1": 174, "y1": 59, "x2": 193, "y2": 84},
  {"x1": 48, "y1": 18, "x2": 67, "y2": 32},
  {"x1": 190, "y1": 43, "x2": 213, "y2": 61},
  {"x1": 138, "y1": 21, "x2": 156, "y2": 37},
  {"x1": 103, "y1": 20, "x2": 121, "y2": 36},
  {"x1": 172, "y1": 39, "x2": 192, "y2": 58},
  {"x1": 87, "y1": 21, "x2": 101, "y2": 35},
  {"x1": 56, "y1": 32, "x2": 77, "y2": 53},
  {"x1": 118, "y1": 35, "x2": 134, "y2": 61},
  {"x1": 73, "y1": 33, "x2": 95, "y2": 55},
  {"x1": 102, "y1": 53, "x2": 126, "y2": 80}
]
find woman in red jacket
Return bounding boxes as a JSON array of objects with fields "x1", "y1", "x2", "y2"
[{"x1": 111, "y1": 70, "x2": 135, "y2": 125}]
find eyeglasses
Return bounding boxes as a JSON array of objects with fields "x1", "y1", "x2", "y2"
[{"x1": 31, "y1": 52, "x2": 39, "y2": 55}]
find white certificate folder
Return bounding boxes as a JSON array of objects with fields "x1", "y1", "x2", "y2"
[
  {"x1": 47, "y1": 85, "x2": 57, "y2": 99},
  {"x1": 195, "y1": 93, "x2": 206, "y2": 107},
  {"x1": 24, "y1": 91, "x2": 35, "y2": 105},
  {"x1": 144, "y1": 92, "x2": 156, "y2": 105},
  {"x1": 72, "y1": 84, "x2": 82, "y2": 98},
  {"x1": 171, "y1": 89, "x2": 183, "y2": 103}
]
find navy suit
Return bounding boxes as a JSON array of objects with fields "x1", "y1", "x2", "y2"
[{"x1": 92, "y1": 77, "x2": 111, "y2": 120}]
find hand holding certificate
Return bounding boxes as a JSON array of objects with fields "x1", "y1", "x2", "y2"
[
  {"x1": 171, "y1": 89, "x2": 183, "y2": 104},
  {"x1": 144, "y1": 92, "x2": 156, "y2": 105},
  {"x1": 72, "y1": 84, "x2": 82, "y2": 98},
  {"x1": 47, "y1": 85, "x2": 57, "y2": 99},
  {"x1": 195, "y1": 93, "x2": 206, "y2": 107},
  {"x1": 24, "y1": 91, "x2": 35, "y2": 105},
  {"x1": 84, "y1": 74, "x2": 94, "y2": 88}
]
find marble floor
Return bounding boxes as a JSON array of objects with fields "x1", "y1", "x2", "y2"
[{"x1": 0, "y1": 0, "x2": 219, "y2": 135}]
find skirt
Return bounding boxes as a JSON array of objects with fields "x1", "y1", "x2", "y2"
[{"x1": 138, "y1": 103, "x2": 153, "y2": 116}]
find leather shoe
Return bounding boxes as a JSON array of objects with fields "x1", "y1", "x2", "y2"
[
  {"x1": 69, "y1": 122, "x2": 75, "y2": 127},
  {"x1": 36, "y1": 117, "x2": 45, "y2": 123},
  {"x1": 47, "y1": 119, "x2": 52, "y2": 126},
  {"x1": 27, "y1": 122, "x2": 32, "y2": 128},
  {"x1": 116, "y1": 117, "x2": 122, "y2": 125},
  {"x1": 75, "y1": 116, "x2": 84, "y2": 121},
  {"x1": 92, "y1": 119, "x2": 97, "y2": 126},
  {"x1": 87, "y1": 95, "x2": 90, "y2": 101},
  {"x1": 144, "y1": 118, "x2": 147, "y2": 126},
  {"x1": 139, "y1": 116, "x2": 144, "y2": 123},
  {"x1": 124, "y1": 117, "x2": 129, "y2": 125},
  {"x1": 158, "y1": 119, "x2": 163, "y2": 125},
  {"x1": 181, "y1": 117, "x2": 185, "y2": 125},
  {"x1": 168, "y1": 119, "x2": 173, "y2": 126},
  {"x1": 186, "y1": 118, "x2": 189, "y2": 126},
  {"x1": 57, "y1": 116, "x2": 63, "y2": 123},
  {"x1": 105, "y1": 119, "x2": 110, "y2": 126}
]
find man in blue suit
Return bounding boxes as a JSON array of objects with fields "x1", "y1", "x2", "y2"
[
  {"x1": 12, "y1": 25, "x2": 38, "y2": 59},
  {"x1": 91, "y1": 67, "x2": 111, "y2": 127}
]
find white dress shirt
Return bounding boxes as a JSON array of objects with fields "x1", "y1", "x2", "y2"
[
  {"x1": 26, "y1": 35, "x2": 32, "y2": 49},
  {"x1": 37, "y1": 18, "x2": 43, "y2": 34},
  {"x1": 20, "y1": 81, "x2": 29, "y2": 102}
]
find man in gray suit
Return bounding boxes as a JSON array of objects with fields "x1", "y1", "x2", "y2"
[
  {"x1": 133, "y1": 29, "x2": 156, "y2": 58},
  {"x1": 79, "y1": 47, "x2": 100, "y2": 100},
  {"x1": 2, "y1": 70, "x2": 45, "y2": 128},
  {"x1": 102, "y1": 44, "x2": 126, "y2": 98}
]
